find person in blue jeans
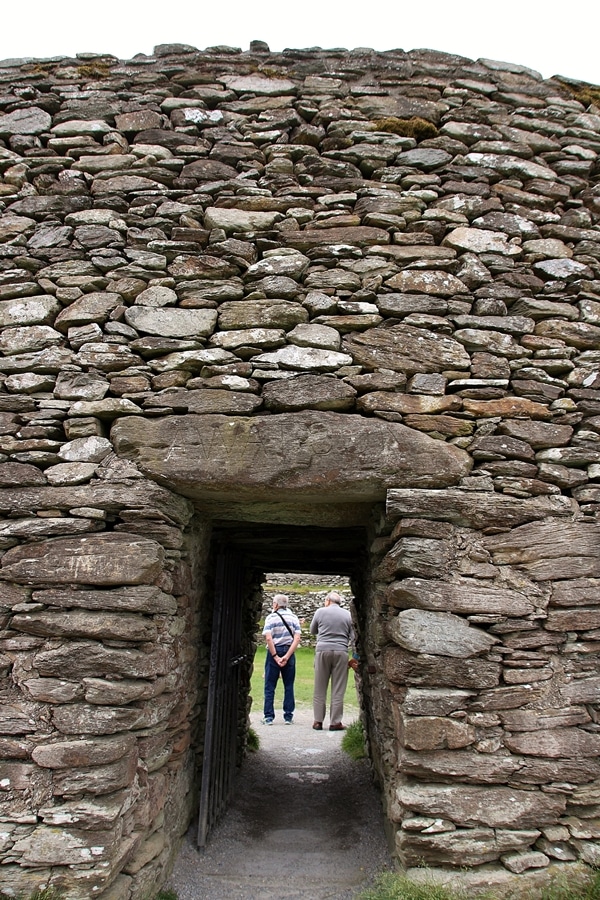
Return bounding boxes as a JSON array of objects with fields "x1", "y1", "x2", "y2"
[{"x1": 262, "y1": 594, "x2": 301, "y2": 725}]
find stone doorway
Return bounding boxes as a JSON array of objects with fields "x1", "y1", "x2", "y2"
[
  {"x1": 4, "y1": 403, "x2": 597, "y2": 898},
  {"x1": 199, "y1": 517, "x2": 373, "y2": 817},
  {"x1": 187, "y1": 520, "x2": 386, "y2": 895}
]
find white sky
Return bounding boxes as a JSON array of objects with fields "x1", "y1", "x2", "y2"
[{"x1": 2, "y1": 0, "x2": 599, "y2": 87}]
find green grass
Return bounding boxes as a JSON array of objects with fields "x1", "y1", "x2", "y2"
[
  {"x1": 341, "y1": 719, "x2": 366, "y2": 760},
  {"x1": 250, "y1": 645, "x2": 359, "y2": 712},
  {"x1": 251, "y1": 645, "x2": 316, "y2": 707},
  {"x1": 539, "y1": 869, "x2": 600, "y2": 900},
  {"x1": 357, "y1": 873, "x2": 466, "y2": 900},
  {"x1": 247, "y1": 726, "x2": 260, "y2": 752},
  {"x1": 155, "y1": 891, "x2": 179, "y2": 900},
  {"x1": 356, "y1": 869, "x2": 600, "y2": 900}
]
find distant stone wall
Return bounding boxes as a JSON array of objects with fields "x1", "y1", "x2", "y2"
[
  {"x1": 260, "y1": 580, "x2": 353, "y2": 642},
  {"x1": 0, "y1": 41, "x2": 599, "y2": 897}
]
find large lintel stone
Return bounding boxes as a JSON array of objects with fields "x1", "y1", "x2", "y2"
[{"x1": 111, "y1": 411, "x2": 473, "y2": 503}]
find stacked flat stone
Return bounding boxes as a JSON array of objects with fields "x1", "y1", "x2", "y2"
[{"x1": 0, "y1": 41, "x2": 599, "y2": 898}]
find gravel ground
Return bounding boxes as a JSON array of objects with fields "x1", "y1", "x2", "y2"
[{"x1": 165, "y1": 707, "x2": 392, "y2": 899}]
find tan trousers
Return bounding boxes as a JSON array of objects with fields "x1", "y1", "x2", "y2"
[{"x1": 313, "y1": 649, "x2": 349, "y2": 726}]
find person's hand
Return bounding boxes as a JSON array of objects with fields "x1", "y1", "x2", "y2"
[
  {"x1": 348, "y1": 658, "x2": 359, "y2": 671},
  {"x1": 277, "y1": 656, "x2": 287, "y2": 667}
]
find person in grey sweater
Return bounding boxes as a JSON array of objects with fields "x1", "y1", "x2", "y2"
[{"x1": 310, "y1": 591, "x2": 355, "y2": 731}]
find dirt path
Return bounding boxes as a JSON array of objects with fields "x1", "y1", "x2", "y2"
[{"x1": 166, "y1": 708, "x2": 392, "y2": 899}]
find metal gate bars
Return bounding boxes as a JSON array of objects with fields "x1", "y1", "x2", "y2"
[{"x1": 197, "y1": 547, "x2": 245, "y2": 847}]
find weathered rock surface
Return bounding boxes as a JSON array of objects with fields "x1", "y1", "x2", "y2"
[
  {"x1": 387, "y1": 579, "x2": 535, "y2": 616},
  {"x1": 483, "y1": 521, "x2": 600, "y2": 580},
  {"x1": 387, "y1": 609, "x2": 498, "y2": 657},
  {"x1": 124, "y1": 307, "x2": 217, "y2": 338},
  {"x1": 112, "y1": 411, "x2": 472, "y2": 502},
  {"x1": 343, "y1": 325, "x2": 471, "y2": 375},
  {"x1": 11, "y1": 609, "x2": 158, "y2": 642},
  {"x1": 387, "y1": 489, "x2": 573, "y2": 529},
  {"x1": 262, "y1": 374, "x2": 357, "y2": 411},
  {"x1": 397, "y1": 826, "x2": 541, "y2": 867},
  {"x1": 384, "y1": 647, "x2": 501, "y2": 689},
  {"x1": 396, "y1": 785, "x2": 565, "y2": 828},
  {"x1": 1, "y1": 534, "x2": 164, "y2": 585}
]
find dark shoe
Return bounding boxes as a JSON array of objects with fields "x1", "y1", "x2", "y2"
[
  {"x1": 329, "y1": 723, "x2": 346, "y2": 731},
  {"x1": 312, "y1": 722, "x2": 323, "y2": 730}
]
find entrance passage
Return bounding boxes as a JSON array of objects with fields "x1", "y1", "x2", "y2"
[
  {"x1": 171, "y1": 707, "x2": 391, "y2": 899},
  {"x1": 197, "y1": 520, "x2": 371, "y2": 848}
]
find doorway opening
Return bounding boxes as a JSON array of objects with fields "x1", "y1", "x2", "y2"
[
  {"x1": 251, "y1": 569, "x2": 359, "y2": 727},
  {"x1": 197, "y1": 519, "x2": 374, "y2": 848}
]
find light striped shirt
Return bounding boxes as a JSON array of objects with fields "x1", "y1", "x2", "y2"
[{"x1": 262, "y1": 609, "x2": 301, "y2": 646}]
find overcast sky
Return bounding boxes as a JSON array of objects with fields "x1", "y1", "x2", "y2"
[{"x1": 2, "y1": 0, "x2": 599, "y2": 87}]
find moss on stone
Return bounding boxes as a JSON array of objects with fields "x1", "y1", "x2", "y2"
[
  {"x1": 76, "y1": 62, "x2": 111, "y2": 78},
  {"x1": 556, "y1": 78, "x2": 600, "y2": 109},
  {"x1": 373, "y1": 116, "x2": 439, "y2": 140}
]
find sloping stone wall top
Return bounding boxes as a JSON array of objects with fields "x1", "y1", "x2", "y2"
[{"x1": 0, "y1": 43, "x2": 598, "y2": 514}]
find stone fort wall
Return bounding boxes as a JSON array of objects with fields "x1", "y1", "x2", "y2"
[{"x1": 0, "y1": 42, "x2": 599, "y2": 897}]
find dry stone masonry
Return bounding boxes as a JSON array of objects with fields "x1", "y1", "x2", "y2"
[{"x1": 0, "y1": 39, "x2": 599, "y2": 898}]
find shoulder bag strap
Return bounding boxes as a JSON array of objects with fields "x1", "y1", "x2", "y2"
[{"x1": 275, "y1": 611, "x2": 295, "y2": 640}]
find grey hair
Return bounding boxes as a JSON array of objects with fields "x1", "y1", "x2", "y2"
[
  {"x1": 273, "y1": 594, "x2": 289, "y2": 608},
  {"x1": 325, "y1": 591, "x2": 343, "y2": 604}
]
